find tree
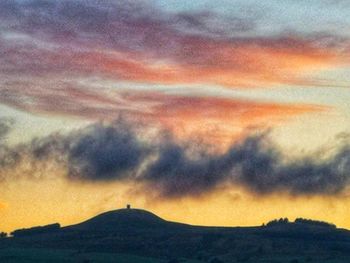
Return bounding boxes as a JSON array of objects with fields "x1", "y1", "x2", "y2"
[
  {"x1": 0, "y1": 232, "x2": 7, "y2": 238},
  {"x1": 279, "y1": 218, "x2": 289, "y2": 223},
  {"x1": 266, "y1": 218, "x2": 289, "y2": 226}
]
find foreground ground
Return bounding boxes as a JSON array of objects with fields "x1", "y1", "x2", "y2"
[{"x1": 1, "y1": 209, "x2": 350, "y2": 262}]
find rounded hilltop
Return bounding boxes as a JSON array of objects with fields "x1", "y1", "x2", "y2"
[{"x1": 68, "y1": 205, "x2": 168, "y2": 231}]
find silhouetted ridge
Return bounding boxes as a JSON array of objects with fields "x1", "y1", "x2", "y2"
[
  {"x1": 4, "y1": 209, "x2": 350, "y2": 262},
  {"x1": 69, "y1": 208, "x2": 169, "y2": 231},
  {"x1": 11, "y1": 223, "x2": 60, "y2": 237}
]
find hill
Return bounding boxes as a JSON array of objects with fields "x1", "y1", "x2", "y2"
[
  {"x1": 1, "y1": 208, "x2": 350, "y2": 262},
  {"x1": 66, "y1": 208, "x2": 171, "y2": 231}
]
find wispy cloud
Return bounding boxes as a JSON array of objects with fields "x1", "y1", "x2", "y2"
[
  {"x1": 120, "y1": 92, "x2": 326, "y2": 142},
  {"x1": 0, "y1": 0, "x2": 346, "y2": 143},
  {"x1": 0, "y1": 0, "x2": 348, "y2": 91},
  {"x1": 0, "y1": 84, "x2": 326, "y2": 143}
]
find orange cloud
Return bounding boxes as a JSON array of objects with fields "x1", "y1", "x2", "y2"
[
  {"x1": 1, "y1": 28, "x2": 346, "y2": 90},
  {"x1": 0, "y1": 84, "x2": 326, "y2": 144},
  {"x1": 54, "y1": 38, "x2": 342, "y2": 88},
  {"x1": 122, "y1": 92, "x2": 327, "y2": 144},
  {"x1": 1, "y1": 0, "x2": 349, "y2": 93}
]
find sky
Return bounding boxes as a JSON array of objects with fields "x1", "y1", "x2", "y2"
[{"x1": 1, "y1": 0, "x2": 350, "y2": 232}]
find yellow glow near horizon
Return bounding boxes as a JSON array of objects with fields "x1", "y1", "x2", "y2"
[{"x1": 1, "y1": 179, "x2": 350, "y2": 233}]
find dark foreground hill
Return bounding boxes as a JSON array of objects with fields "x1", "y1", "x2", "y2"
[
  {"x1": 67, "y1": 208, "x2": 171, "y2": 231},
  {"x1": 1, "y1": 208, "x2": 350, "y2": 263}
]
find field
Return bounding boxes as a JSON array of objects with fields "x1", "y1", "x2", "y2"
[
  {"x1": 1, "y1": 247, "x2": 350, "y2": 263},
  {"x1": 0, "y1": 248, "x2": 168, "y2": 263},
  {"x1": 0, "y1": 248, "x2": 211, "y2": 263}
]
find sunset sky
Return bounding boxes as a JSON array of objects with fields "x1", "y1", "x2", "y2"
[{"x1": 1, "y1": 0, "x2": 350, "y2": 233}]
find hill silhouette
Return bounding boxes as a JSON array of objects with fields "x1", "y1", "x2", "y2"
[
  {"x1": 67, "y1": 208, "x2": 171, "y2": 231},
  {"x1": 1, "y1": 208, "x2": 350, "y2": 262}
]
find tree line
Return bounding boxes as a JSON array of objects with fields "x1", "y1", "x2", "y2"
[{"x1": 265, "y1": 218, "x2": 336, "y2": 228}]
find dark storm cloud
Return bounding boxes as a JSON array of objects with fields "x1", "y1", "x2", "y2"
[
  {"x1": 141, "y1": 134, "x2": 350, "y2": 198},
  {"x1": 67, "y1": 122, "x2": 150, "y2": 181},
  {"x1": 228, "y1": 136, "x2": 350, "y2": 196},
  {"x1": 68, "y1": 128, "x2": 348, "y2": 197},
  {"x1": 142, "y1": 141, "x2": 227, "y2": 197},
  {"x1": 0, "y1": 118, "x2": 14, "y2": 141},
  {"x1": 0, "y1": 118, "x2": 20, "y2": 170},
  {"x1": 1, "y1": 121, "x2": 350, "y2": 198},
  {"x1": 0, "y1": 120, "x2": 151, "y2": 182}
]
